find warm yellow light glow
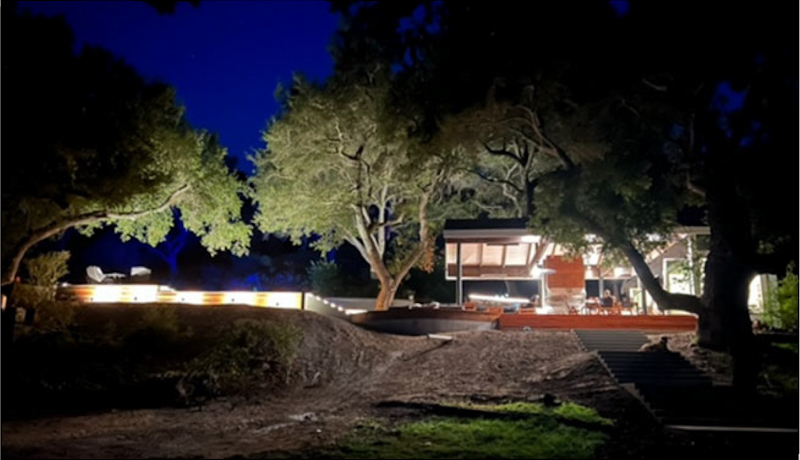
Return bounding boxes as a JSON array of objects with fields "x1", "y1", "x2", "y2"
[
  {"x1": 89, "y1": 285, "x2": 160, "y2": 303},
  {"x1": 126, "y1": 285, "x2": 159, "y2": 303},
  {"x1": 264, "y1": 292, "x2": 302, "y2": 309},
  {"x1": 91, "y1": 285, "x2": 122, "y2": 303},
  {"x1": 179, "y1": 291, "x2": 206, "y2": 305},
  {"x1": 228, "y1": 292, "x2": 257, "y2": 305},
  {"x1": 61, "y1": 285, "x2": 303, "y2": 310},
  {"x1": 469, "y1": 293, "x2": 530, "y2": 304}
]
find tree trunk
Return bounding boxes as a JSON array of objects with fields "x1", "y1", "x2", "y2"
[
  {"x1": 375, "y1": 279, "x2": 398, "y2": 311},
  {"x1": 698, "y1": 148, "x2": 759, "y2": 390},
  {"x1": 618, "y1": 241, "x2": 704, "y2": 314},
  {"x1": 699, "y1": 250, "x2": 757, "y2": 390}
]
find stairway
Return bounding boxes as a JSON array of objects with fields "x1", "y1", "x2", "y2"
[{"x1": 574, "y1": 330, "x2": 798, "y2": 431}]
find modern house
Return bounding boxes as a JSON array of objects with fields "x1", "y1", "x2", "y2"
[{"x1": 443, "y1": 218, "x2": 774, "y2": 317}]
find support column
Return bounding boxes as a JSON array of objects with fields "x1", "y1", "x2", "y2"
[
  {"x1": 687, "y1": 235, "x2": 696, "y2": 296},
  {"x1": 638, "y1": 276, "x2": 648, "y2": 316},
  {"x1": 598, "y1": 269, "x2": 604, "y2": 298},
  {"x1": 456, "y1": 243, "x2": 463, "y2": 308}
]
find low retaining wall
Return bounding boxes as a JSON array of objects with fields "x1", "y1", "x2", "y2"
[{"x1": 350, "y1": 308, "x2": 501, "y2": 335}]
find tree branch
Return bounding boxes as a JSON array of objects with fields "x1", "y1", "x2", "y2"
[
  {"x1": 2, "y1": 184, "x2": 191, "y2": 285},
  {"x1": 686, "y1": 176, "x2": 706, "y2": 198},
  {"x1": 641, "y1": 78, "x2": 668, "y2": 92},
  {"x1": 482, "y1": 141, "x2": 522, "y2": 165},
  {"x1": 559, "y1": 193, "x2": 702, "y2": 315},
  {"x1": 461, "y1": 167, "x2": 524, "y2": 194}
]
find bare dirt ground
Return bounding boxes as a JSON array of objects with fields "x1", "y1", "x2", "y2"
[{"x1": 2, "y1": 310, "x2": 795, "y2": 459}]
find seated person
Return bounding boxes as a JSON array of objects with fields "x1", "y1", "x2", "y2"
[{"x1": 600, "y1": 289, "x2": 615, "y2": 308}]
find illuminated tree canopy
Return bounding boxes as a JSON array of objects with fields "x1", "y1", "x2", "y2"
[
  {"x1": 252, "y1": 75, "x2": 466, "y2": 310},
  {"x1": 1, "y1": 9, "x2": 250, "y2": 284}
]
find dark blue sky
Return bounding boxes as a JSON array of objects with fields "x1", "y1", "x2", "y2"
[{"x1": 19, "y1": 1, "x2": 340, "y2": 173}]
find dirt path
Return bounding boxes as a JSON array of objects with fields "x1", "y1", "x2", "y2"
[{"x1": 3, "y1": 317, "x2": 624, "y2": 459}]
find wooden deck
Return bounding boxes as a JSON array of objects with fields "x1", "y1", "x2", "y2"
[{"x1": 500, "y1": 314, "x2": 697, "y2": 332}]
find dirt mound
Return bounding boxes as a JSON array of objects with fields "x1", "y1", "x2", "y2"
[
  {"x1": 281, "y1": 308, "x2": 433, "y2": 389},
  {"x1": 4, "y1": 306, "x2": 616, "y2": 459}
]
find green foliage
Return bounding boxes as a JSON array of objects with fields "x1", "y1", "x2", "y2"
[
  {"x1": 12, "y1": 286, "x2": 76, "y2": 335},
  {"x1": 402, "y1": 250, "x2": 455, "y2": 302},
  {"x1": 14, "y1": 249, "x2": 74, "y2": 334},
  {"x1": 530, "y1": 153, "x2": 688, "y2": 259},
  {"x1": 763, "y1": 265, "x2": 799, "y2": 331},
  {"x1": 307, "y1": 260, "x2": 342, "y2": 297},
  {"x1": 32, "y1": 301, "x2": 77, "y2": 335},
  {"x1": 453, "y1": 401, "x2": 613, "y2": 426},
  {"x1": 15, "y1": 251, "x2": 74, "y2": 333},
  {"x1": 2, "y1": 10, "x2": 250, "y2": 282},
  {"x1": 138, "y1": 305, "x2": 181, "y2": 339},
  {"x1": 323, "y1": 415, "x2": 607, "y2": 459},
  {"x1": 123, "y1": 305, "x2": 184, "y2": 354},
  {"x1": 23, "y1": 251, "x2": 70, "y2": 286},
  {"x1": 252, "y1": 74, "x2": 469, "y2": 257},
  {"x1": 184, "y1": 319, "x2": 303, "y2": 399},
  {"x1": 306, "y1": 260, "x2": 379, "y2": 297},
  {"x1": 253, "y1": 76, "x2": 456, "y2": 252}
]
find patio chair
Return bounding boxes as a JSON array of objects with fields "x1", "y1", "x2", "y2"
[
  {"x1": 86, "y1": 266, "x2": 105, "y2": 284},
  {"x1": 130, "y1": 266, "x2": 152, "y2": 283},
  {"x1": 86, "y1": 266, "x2": 126, "y2": 284}
]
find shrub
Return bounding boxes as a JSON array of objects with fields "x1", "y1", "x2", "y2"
[
  {"x1": 308, "y1": 260, "x2": 341, "y2": 297},
  {"x1": 124, "y1": 305, "x2": 182, "y2": 352},
  {"x1": 180, "y1": 319, "x2": 303, "y2": 405},
  {"x1": 13, "y1": 284, "x2": 75, "y2": 335},
  {"x1": 11, "y1": 252, "x2": 75, "y2": 334},
  {"x1": 308, "y1": 260, "x2": 378, "y2": 297},
  {"x1": 23, "y1": 251, "x2": 70, "y2": 287},
  {"x1": 763, "y1": 264, "x2": 799, "y2": 331}
]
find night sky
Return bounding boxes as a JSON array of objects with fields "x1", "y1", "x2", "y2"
[{"x1": 19, "y1": 1, "x2": 340, "y2": 174}]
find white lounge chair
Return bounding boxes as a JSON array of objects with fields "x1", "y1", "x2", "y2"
[
  {"x1": 130, "y1": 266, "x2": 152, "y2": 283},
  {"x1": 86, "y1": 266, "x2": 126, "y2": 284}
]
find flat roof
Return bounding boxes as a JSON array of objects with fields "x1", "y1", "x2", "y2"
[{"x1": 444, "y1": 218, "x2": 528, "y2": 231}]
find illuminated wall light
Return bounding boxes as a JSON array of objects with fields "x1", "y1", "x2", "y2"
[
  {"x1": 264, "y1": 292, "x2": 302, "y2": 310},
  {"x1": 323, "y1": 300, "x2": 329, "y2": 305},
  {"x1": 125, "y1": 285, "x2": 158, "y2": 303},
  {"x1": 228, "y1": 292, "x2": 257, "y2": 305},
  {"x1": 91, "y1": 285, "x2": 123, "y2": 303},
  {"x1": 180, "y1": 291, "x2": 206, "y2": 305},
  {"x1": 60, "y1": 285, "x2": 303, "y2": 310}
]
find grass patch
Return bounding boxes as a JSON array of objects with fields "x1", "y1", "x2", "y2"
[
  {"x1": 451, "y1": 401, "x2": 613, "y2": 427},
  {"x1": 320, "y1": 416, "x2": 607, "y2": 459},
  {"x1": 279, "y1": 402, "x2": 612, "y2": 459}
]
